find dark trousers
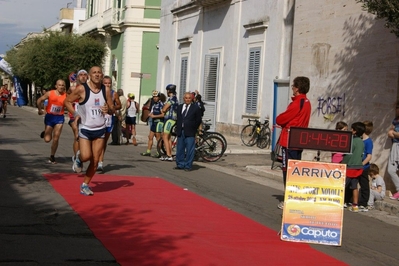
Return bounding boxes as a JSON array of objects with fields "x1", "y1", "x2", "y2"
[
  {"x1": 176, "y1": 130, "x2": 196, "y2": 170},
  {"x1": 111, "y1": 119, "x2": 121, "y2": 145},
  {"x1": 281, "y1": 147, "x2": 303, "y2": 188},
  {"x1": 358, "y1": 168, "x2": 370, "y2": 207}
]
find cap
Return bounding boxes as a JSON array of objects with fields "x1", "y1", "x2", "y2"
[
  {"x1": 77, "y1": 69, "x2": 88, "y2": 75},
  {"x1": 128, "y1": 93, "x2": 135, "y2": 99},
  {"x1": 152, "y1": 90, "x2": 160, "y2": 97}
]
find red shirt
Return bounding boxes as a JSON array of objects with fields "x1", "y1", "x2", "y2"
[
  {"x1": 276, "y1": 94, "x2": 311, "y2": 148},
  {"x1": 0, "y1": 89, "x2": 10, "y2": 101}
]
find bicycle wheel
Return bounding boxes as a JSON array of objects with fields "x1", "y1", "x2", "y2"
[
  {"x1": 203, "y1": 131, "x2": 227, "y2": 153},
  {"x1": 240, "y1": 125, "x2": 257, "y2": 146},
  {"x1": 257, "y1": 127, "x2": 271, "y2": 149},
  {"x1": 157, "y1": 139, "x2": 167, "y2": 156},
  {"x1": 199, "y1": 135, "x2": 225, "y2": 162},
  {"x1": 157, "y1": 135, "x2": 178, "y2": 157}
]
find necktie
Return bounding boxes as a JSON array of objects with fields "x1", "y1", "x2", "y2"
[{"x1": 182, "y1": 104, "x2": 188, "y2": 117}]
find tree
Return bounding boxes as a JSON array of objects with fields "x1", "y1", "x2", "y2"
[
  {"x1": 357, "y1": 0, "x2": 399, "y2": 37},
  {"x1": 5, "y1": 31, "x2": 107, "y2": 88}
]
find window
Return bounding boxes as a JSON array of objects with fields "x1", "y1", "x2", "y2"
[
  {"x1": 203, "y1": 54, "x2": 219, "y2": 101},
  {"x1": 179, "y1": 57, "x2": 188, "y2": 103},
  {"x1": 246, "y1": 47, "x2": 261, "y2": 114}
]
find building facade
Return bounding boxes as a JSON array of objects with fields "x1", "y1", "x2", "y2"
[
  {"x1": 291, "y1": 0, "x2": 399, "y2": 188},
  {"x1": 79, "y1": 0, "x2": 161, "y2": 108},
  {"x1": 157, "y1": 0, "x2": 295, "y2": 133}
]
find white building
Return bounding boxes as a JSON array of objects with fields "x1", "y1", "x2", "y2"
[
  {"x1": 157, "y1": 0, "x2": 295, "y2": 135},
  {"x1": 78, "y1": 0, "x2": 161, "y2": 107}
]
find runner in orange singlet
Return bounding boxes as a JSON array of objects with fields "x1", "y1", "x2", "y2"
[{"x1": 37, "y1": 79, "x2": 67, "y2": 163}]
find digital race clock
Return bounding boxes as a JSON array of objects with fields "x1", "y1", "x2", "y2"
[{"x1": 288, "y1": 127, "x2": 353, "y2": 153}]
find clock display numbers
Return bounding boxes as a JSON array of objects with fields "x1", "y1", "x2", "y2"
[{"x1": 288, "y1": 127, "x2": 353, "y2": 153}]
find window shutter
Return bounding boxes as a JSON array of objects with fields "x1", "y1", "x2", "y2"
[
  {"x1": 203, "y1": 54, "x2": 219, "y2": 101},
  {"x1": 246, "y1": 48, "x2": 261, "y2": 114},
  {"x1": 179, "y1": 57, "x2": 188, "y2": 103}
]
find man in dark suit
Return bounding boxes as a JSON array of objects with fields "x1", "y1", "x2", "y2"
[{"x1": 174, "y1": 92, "x2": 202, "y2": 171}]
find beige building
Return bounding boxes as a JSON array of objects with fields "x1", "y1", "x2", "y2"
[{"x1": 291, "y1": 0, "x2": 399, "y2": 190}]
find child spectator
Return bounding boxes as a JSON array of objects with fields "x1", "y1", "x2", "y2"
[
  {"x1": 367, "y1": 163, "x2": 386, "y2": 210},
  {"x1": 358, "y1": 121, "x2": 373, "y2": 211},
  {"x1": 342, "y1": 122, "x2": 365, "y2": 212},
  {"x1": 331, "y1": 121, "x2": 348, "y2": 163}
]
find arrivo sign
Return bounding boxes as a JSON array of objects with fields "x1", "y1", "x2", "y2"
[{"x1": 288, "y1": 127, "x2": 353, "y2": 153}]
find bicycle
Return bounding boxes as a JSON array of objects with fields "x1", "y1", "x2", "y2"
[
  {"x1": 270, "y1": 125, "x2": 283, "y2": 170},
  {"x1": 201, "y1": 119, "x2": 227, "y2": 154},
  {"x1": 157, "y1": 122, "x2": 226, "y2": 162},
  {"x1": 240, "y1": 118, "x2": 271, "y2": 149}
]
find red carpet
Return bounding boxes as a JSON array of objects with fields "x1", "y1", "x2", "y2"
[{"x1": 43, "y1": 173, "x2": 346, "y2": 266}]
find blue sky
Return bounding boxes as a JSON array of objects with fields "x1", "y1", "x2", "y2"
[{"x1": 0, "y1": 0, "x2": 84, "y2": 55}]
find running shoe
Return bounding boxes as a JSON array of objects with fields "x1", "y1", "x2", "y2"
[
  {"x1": 97, "y1": 162, "x2": 104, "y2": 172},
  {"x1": 72, "y1": 150, "x2": 83, "y2": 173},
  {"x1": 359, "y1": 206, "x2": 368, "y2": 212},
  {"x1": 159, "y1": 156, "x2": 167, "y2": 161},
  {"x1": 141, "y1": 151, "x2": 151, "y2": 156},
  {"x1": 389, "y1": 192, "x2": 399, "y2": 200},
  {"x1": 80, "y1": 183, "x2": 94, "y2": 196},
  {"x1": 152, "y1": 152, "x2": 161, "y2": 158},
  {"x1": 48, "y1": 155, "x2": 56, "y2": 164},
  {"x1": 367, "y1": 205, "x2": 375, "y2": 210},
  {"x1": 348, "y1": 205, "x2": 359, "y2": 212},
  {"x1": 165, "y1": 156, "x2": 174, "y2": 161},
  {"x1": 277, "y1": 201, "x2": 284, "y2": 210}
]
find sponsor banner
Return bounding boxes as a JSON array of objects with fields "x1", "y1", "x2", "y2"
[
  {"x1": 13, "y1": 76, "x2": 27, "y2": 106},
  {"x1": 0, "y1": 56, "x2": 13, "y2": 76},
  {"x1": 281, "y1": 160, "x2": 346, "y2": 246}
]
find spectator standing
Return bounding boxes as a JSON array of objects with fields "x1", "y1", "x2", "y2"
[
  {"x1": 111, "y1": 89, "x2": 127, "y2": 145},
  {"x1": 367, "y1": 163, "x2": 386, "y2": 210},
  {"x1": 275, "y1": 76, "x2": 311, "y2": 209},
  {"x1": 387, "y1": 100, "x2": 399, "y2": 200},
  {"x1": 160, "y1": 84, "x2": 179, "y2": 161},
  {"x1": 194, "y1": 92, "x2": 206, "y2": 117},
  {"x1": 331, "y1": 121, "x2": 348, "y2": 163},
  {"x1": 64, "y1": 66, "x2": 115, "y2": 196},
  {"x1": 11, "y1": 90, "x2": 17, "y2": 106},
  {"x1": 174, "y1": 92, "x2": 202, "y2": 171},
  {"x1": 358, "y1": 121, "x2": 373, "y2": 211},
  {"x1": 140, "y1": 91, "x2": 164, "y2": 157},
  {"x1": 37, "y1": 79, "x2": 67, "y2": 164},
  {"x1": 342, "y1": 122, "x2": 366, "y2": 212},
  {"x1": 125, "y1": 93, "x2": 139, "y2": 145},
  {"x1": 98, "y1": 76, "x2": 121, "y2": 172}
]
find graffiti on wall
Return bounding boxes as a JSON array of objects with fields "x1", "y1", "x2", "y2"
[{"x1": 317, "y1": 94, "x2": 345, "y2": 121}]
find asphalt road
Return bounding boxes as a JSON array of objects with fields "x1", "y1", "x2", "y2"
[{"x1": 1, "y1": 105, "x2": 399, "y2": 265}]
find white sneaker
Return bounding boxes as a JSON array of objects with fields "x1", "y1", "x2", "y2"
[
  {"x1": 277, "y1": 201, "x2": 284, "y2": 210},
  {"x1": 80, "y1": 183, "x2": 93, "y2": 196},
  {"x1": 97, "y1": 162, "x2": 104, "y2": 172},
  {"x1": 72, "y1": 150, "x2": 83, "y2": 173}
]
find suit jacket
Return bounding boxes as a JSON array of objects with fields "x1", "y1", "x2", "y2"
[{"x1": 176, "y1": 103, "x2": 202, "y2": 137}]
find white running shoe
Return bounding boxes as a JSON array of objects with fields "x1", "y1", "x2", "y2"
[
  {"x1": 97, "y1": 162, "x2": 104, "y2": 172},
  {"x1": 72, "y1": 150, "x2": 83, "y2": 173},
  {"x1": 80, "y1": 183, "x2": 93, "y2": 196}
]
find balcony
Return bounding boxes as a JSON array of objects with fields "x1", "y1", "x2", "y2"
[{"x1": 194, "y1": 0, "x2": 231, "y2": 7}]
